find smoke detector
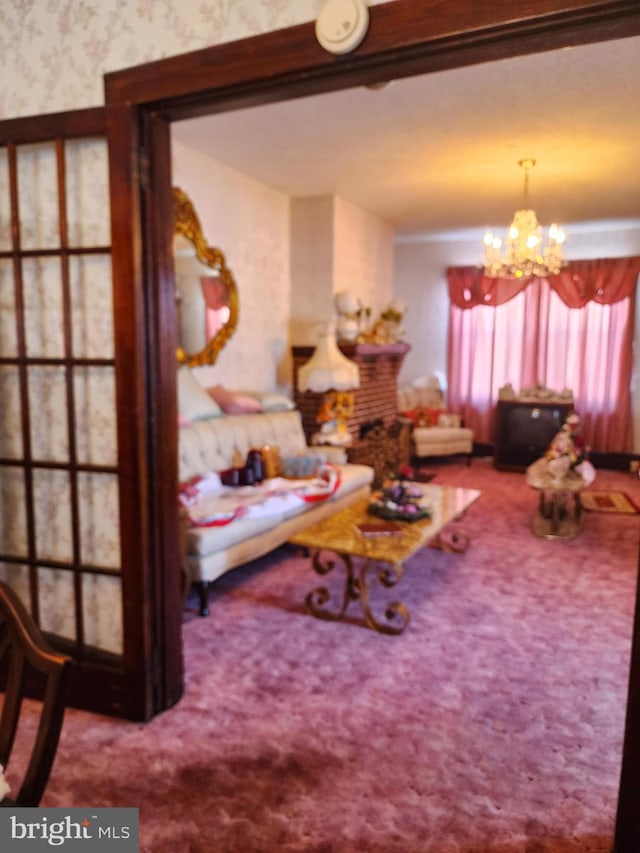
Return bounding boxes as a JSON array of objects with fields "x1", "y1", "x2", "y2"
[{"x1": 315, "y1": 0, "x2": 370, "y2": 55}]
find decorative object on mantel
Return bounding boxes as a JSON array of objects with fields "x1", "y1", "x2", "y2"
[
  {"x1": 298, "y1": 325, "x2": 360, "y2": 447},
  {"x1": 335, "y1": 291, "x2": 370, "y2": 343},
  {"x1": 483, "y1": 159, "x2": 566, "y2": 279},
  {"x1": 358, "y1": 301, "x2": 406, "y2": 345}
]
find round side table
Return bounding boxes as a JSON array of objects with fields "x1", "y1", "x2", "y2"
[{"x1": 525, "y1": 458, "x2": 587, "y2": 541}]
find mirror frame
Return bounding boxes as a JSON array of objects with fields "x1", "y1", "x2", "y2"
[{"x1": 173, "y1": 186, "x2": 239, "y2": 367}]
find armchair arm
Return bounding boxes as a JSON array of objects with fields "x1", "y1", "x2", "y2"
[{"x1": 437, "y1": 413, "x2": 462, "y2": 428}]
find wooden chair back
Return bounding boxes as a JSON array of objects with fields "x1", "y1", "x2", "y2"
[{"x1": 0, "y1": 581, "x2": 73, "y2": 806}]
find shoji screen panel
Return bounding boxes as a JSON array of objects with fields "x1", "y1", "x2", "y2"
[{"x1": 0, "y1": 137, "x2": 122, "y2": 658}]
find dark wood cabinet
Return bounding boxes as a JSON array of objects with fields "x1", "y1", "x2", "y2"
[{"x1": 494, "y1": 399, "x2": 574, "y2": 471}]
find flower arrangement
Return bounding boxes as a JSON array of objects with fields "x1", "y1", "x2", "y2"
[
  {"x1": 368, "y1": 477, "x2": 430, "y2": 522},
  {"x1": 0, "y1": 764, "x2": 10, "y2": 802},
  {"x1": 379, "y1": 301, "x2": 405, "y2": 324},
  {"x1": 544, "y1": 411, "x2": 590, "y2": 482},
  {"x1": 358, "y1": 301, "x2": 406, "y2": 345}
]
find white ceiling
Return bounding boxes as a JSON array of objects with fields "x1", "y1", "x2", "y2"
[{"x1": 172, "y1": 35, "x2": 640, "y2": 237}]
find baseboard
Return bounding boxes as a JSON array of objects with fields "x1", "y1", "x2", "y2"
[
  {"x1": 589, "y1": 451, "x2": 639, "y2": 472},
  {"x1": 485, "y1": 444, "x2": 639, "y2": 473},
  {"x1": 473, "y1": 442, "x2": 493, "y2": 458}
]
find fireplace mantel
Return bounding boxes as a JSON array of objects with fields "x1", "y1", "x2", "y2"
[{"x1": 293, "y1": 342, "x2": 410, "y2": 359}]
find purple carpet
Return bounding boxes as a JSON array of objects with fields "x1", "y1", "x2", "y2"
[{"x1": 17, "y1": 459, "x2": 640, "y2": 851}]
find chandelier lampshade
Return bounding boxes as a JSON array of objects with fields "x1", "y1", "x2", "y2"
[{"x1": 483, "y1": 159, "x2": 567, "y2": 279}]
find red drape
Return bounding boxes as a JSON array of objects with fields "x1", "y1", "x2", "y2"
[
  {"x1": 448, "y1": 257, "x2": 640, "y2": 309},
  {"x1": 446, "y1": 257, "x2": 640, "y2": 453}
]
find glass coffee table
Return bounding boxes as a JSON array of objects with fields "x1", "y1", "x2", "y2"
[{"x1": 289, "y1": 483, "x2": 480, "y2": 635}]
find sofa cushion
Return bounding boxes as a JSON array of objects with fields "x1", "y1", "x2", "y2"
[
  {"x1": 412, "y1": 425, "x2": 474, "y2": 457},
  {"x1": 186, "y1": 514, "x2": 285, "y2": 557},
  {"x1": 413, "y1": 426, "x2": 472, "y2": 442},
  {"x1": 178, "y1": 366, "x2": 223, "y2": 421},
  {"x1": 207, "y1": 385, "x2": 264, "y2": 414},
  {"x1": 185, "y1": 476, "x2": 374, "y2": 587},
  {"x1": 185, "y1": 463, "x2": 373, "y2": 558},
  {"x1": 279, "y1": 463, "x2": 373, "y2": 520},
  {"x1": 179, "y1": 409, "x2": 309, "y2": 482},
  {"x1": 248, "y1": 391, "x2": 296, "y2": 412}
]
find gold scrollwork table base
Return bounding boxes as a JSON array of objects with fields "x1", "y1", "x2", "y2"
[{"x1": 305, "y1": 549, "x2": 410, "y2": 635}]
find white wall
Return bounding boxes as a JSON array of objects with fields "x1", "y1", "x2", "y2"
[
  {"x1": 290, "y1": 197, "x2": 336, "y2": 345},
  {"x1": 333, "y1": 196, "x2": 395, "y2": 321},
  {"x1": 290, "y1": 195, "x2": 395, "y2": 346}
]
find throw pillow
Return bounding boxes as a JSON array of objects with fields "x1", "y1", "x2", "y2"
[
  {"x1": 207, "y1": 385, "x2": 264, "y2": 414},
  {"x1": 249, "y1": 391, "x2": 296, "y2": 412},
  {"x1": 178, "y1": 366, "x2": 223, "y2": 421},
  {"x1": 400, "y1": 408, "x2": 422, "y2": 425},
  {"x1": 400, "y1": 407, "x2": 444, "y2": 427},
  {"x1": 422, "y1": 407, "x2": 446, "y2": 426}
]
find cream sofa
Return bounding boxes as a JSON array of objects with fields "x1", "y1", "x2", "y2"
[
  {"x1": 179, "y1": 408, "x2": 373, "y2": 616},
  {"x1": 397, "y1": 378, "x2": 474, "y2": 463}
]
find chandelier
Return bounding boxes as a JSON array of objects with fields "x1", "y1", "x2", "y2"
[{"x1": 483, "y1": 159, "x2": 566, "y2": 279}]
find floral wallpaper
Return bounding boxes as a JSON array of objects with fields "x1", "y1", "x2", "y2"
[{"x1": 0, "y1": 0, "x2": 391, "y2": 119}]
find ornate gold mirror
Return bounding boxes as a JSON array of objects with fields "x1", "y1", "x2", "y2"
[{"x1": 173, "y1": 186, "x2": 239, "y2": 366}]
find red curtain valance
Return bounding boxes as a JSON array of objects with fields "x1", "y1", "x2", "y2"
[{"x1": 447, "y1": 256, "x2": 640, "y2": 309}]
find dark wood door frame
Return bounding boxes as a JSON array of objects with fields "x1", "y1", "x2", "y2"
[
  {"x1": 105, "y1": 0, "x2": 640, "y2": 121},
  {"x1": 106, "y1": 104, "x2": 184, "y2": 720},
  {"x1": 102, "y1": 0, "x2": 640, "y2": 847},
  {"x1": 0, "y1": 106, "x2": 160, "y2": 721}
]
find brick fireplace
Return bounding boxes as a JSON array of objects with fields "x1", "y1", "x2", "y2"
[{"x1": 291, "y1": 342, "x2": 411, "y2": 447}]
